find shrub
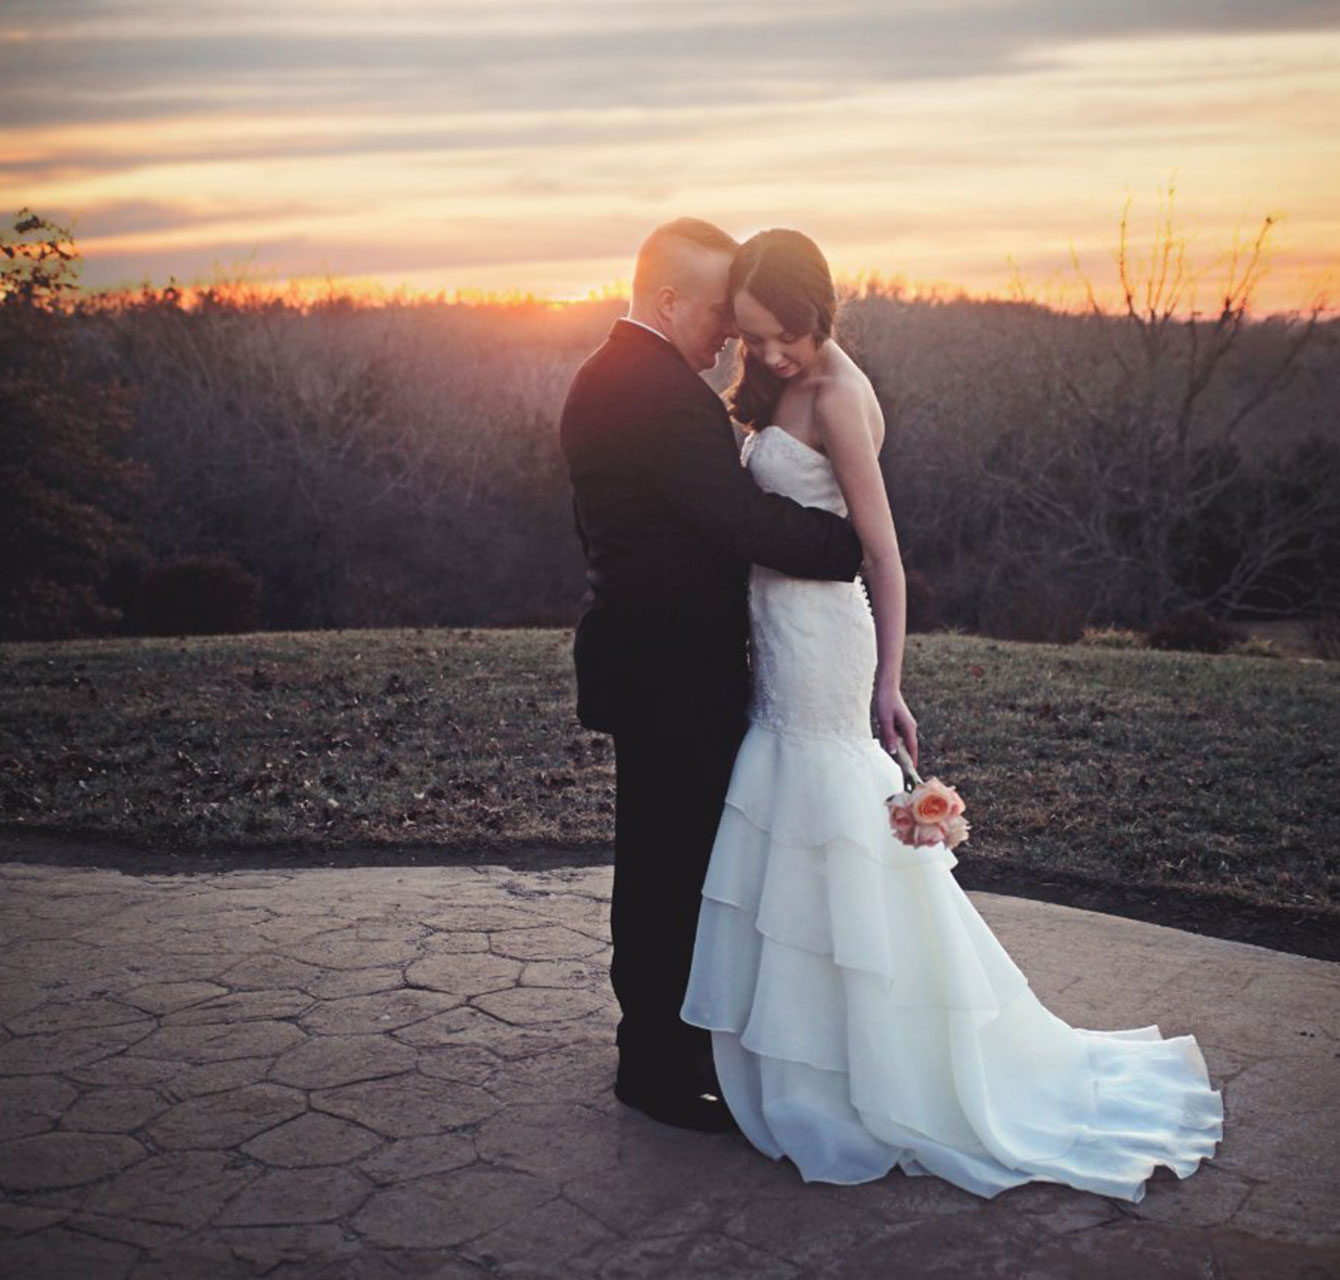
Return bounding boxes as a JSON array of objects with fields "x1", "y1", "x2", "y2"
[
  {"x1": 976, "y1": 575, "x2": 1088, "y2": 644},
  {"x1": 1227, "y1": 636, "x2": 1283, "y2": 659},
  {"x1": 0, "y1": 578, "x2": 121, "y2": 642},
  {"x1": 1078, "y1": 626, "x2": 1146, "y2": 649},
  {"x1": 133, "y1": 554, "x2": 262, "y2": 636},
  {"x1": 1146, "y1": 607, "x2": 1236, "y2": 654}
]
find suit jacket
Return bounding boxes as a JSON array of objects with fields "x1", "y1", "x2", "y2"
[{"x1": 559, "y1": 319, "x2": 864, "y2": 735}]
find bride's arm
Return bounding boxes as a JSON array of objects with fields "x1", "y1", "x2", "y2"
[{"x1": 813, "y1": 380, "x2": 918, "y2": 766}]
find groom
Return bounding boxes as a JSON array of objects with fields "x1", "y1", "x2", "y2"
[{"x1": 559, "y1": 218, "x2": 863, "y2": 1131}]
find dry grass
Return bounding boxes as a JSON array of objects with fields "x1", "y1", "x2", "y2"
[
  {"x1": 904, "y1": 634, "x2": 1337, "y2": 913},
  {"x1": 0, "y1": 629, "x2": 606, "y2": 852},
  {"x1": 1, "y1": 628, "x2": 1336, "y2": 915}
]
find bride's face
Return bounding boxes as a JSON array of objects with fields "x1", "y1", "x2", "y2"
[{"x1": 732, "y1": 289, "x2": 819, "y2": 379}]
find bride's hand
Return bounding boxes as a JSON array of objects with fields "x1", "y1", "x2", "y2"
[{"x1": 875, "y1": 682, "x2": 917, "y2": 768}]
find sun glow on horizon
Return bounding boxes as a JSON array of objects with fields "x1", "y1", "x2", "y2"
[{"x1": 73, "y1": 251, "x2": 1333, "y2": 324}]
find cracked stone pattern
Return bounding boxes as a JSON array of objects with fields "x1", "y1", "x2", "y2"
[{"x1": 0, "y1": 859, "x2": 1336, "y2": 1280}]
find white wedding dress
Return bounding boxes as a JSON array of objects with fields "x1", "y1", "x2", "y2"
[{"x1": 680, "y1": 425, "x2": 1223, "y2": 1200}]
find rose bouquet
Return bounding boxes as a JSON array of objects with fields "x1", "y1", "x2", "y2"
[{"x1": 886, "y1": 740, "x2": 969, "y2": 851}]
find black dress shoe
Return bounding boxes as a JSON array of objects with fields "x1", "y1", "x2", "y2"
[{"x1": 614, "y1": 1077, "x2": 738, "y2": 1133}]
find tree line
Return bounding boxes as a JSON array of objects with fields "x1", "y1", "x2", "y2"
[{"x1": 2, "y1": 209, "x2": 1337, "y2": 644}]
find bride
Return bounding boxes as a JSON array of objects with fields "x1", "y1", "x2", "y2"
[{"x1": 680, "y1": 229, "x2": 1224, "y2": 1200}]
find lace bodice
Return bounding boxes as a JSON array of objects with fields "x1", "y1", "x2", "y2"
[
  {"x1": 744, "y1": 427, "x2": 876, "y2": 741},
  {"x1": 743, "y1": 426, "x2": 848, "y2": 516}
]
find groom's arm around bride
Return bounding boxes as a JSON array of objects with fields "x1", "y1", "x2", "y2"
[{"x1": 560, "y1": 218, "x2": 862, "y2": 736}]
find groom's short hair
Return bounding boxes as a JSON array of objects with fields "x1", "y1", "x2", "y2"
[{"x1": 633, "y1": 218, "x2": 738, "y2": 297}]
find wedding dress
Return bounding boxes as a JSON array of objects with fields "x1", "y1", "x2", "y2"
[{"x1": 680, "y1": 425, "x2": 1223, "y2": 1200}]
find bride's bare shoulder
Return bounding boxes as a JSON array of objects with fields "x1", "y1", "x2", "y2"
[{"x1": 813, "y1": 358, "x2": 883, "y2": 445}]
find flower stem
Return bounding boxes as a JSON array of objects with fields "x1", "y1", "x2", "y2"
[{"x1": 894, "y1": 738, "x2": 923, "y2": 788}]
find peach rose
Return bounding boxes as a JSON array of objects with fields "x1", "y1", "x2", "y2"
[
  {"x1": 889, "y1": 780, "x2": 969, "y2": 851},
  {"x1": 943, "y1": 814, "x2": 970, "y2": 849},
  {"x1": 910, "y1": 778, "x2": 964, "y2": 825},
  {"x1": 886, "y1": 795, "x2": 917, "y2": 844}
]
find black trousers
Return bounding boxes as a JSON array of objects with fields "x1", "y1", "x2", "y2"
[{"x1": 610, "y1": 712, "x2": 746, "y2": 1088}]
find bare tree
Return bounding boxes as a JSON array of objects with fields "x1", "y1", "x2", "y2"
[
  {"x1": 985, "y1": 191, "x2": 1333, "y2": 626},
  {"x1": 92, "y1": 288, "x2": 606, "y2": 629}
]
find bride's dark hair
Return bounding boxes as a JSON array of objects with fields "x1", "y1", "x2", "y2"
[{"x1": 727, "y1": 229, "x2": 837, "y2": 429}]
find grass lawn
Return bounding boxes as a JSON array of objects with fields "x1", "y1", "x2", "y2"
[{"x1": 1, "y1": 627, "x2": 1336, "y2": 935}]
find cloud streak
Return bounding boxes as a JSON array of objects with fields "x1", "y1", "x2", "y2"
[
  {"x1": 4, "y1": 1, "x2": 1338, "y2": 307},
  {"x1": 8, "y1": 1, "x2": 1339, "y2": 125}
]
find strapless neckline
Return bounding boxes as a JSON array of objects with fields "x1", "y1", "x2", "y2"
[
  {"x1": 760, "y1": 424, "x2": 827, "y2": 461},
  {"x1": 746, "y1": 423, "x2": 846, "y2": 515}
]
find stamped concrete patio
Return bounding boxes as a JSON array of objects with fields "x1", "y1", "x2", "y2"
[{"x1": 0, "y1": 857, "x2": 1336, "y2": 1280}]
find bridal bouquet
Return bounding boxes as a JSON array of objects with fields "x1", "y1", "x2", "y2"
[{"x1": 886, "y1": 740, "x2": 969, "y2": 850}]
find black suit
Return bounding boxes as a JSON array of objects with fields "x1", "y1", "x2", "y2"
[{"x1": 559, "y1": 319, "x2": 862, "y2": 1089}]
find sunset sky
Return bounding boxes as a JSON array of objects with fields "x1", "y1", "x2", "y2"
[{"x1": 4, "y1": 0, "x2": 1339, "y2": 311}]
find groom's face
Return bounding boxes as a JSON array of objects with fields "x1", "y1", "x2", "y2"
[{"x1": 665, "y1": 248, "x2": 736, "y2": 372}]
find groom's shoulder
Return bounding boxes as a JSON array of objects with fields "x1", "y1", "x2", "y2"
[
  {"x1": 560, "y1": 323, "x2": 731, "y2": 467},
  {"x1": 570, "y1": 321, "x2": 715, "y2": 409}
]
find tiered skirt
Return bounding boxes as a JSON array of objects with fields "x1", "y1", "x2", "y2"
[{"x1": 681, "y1": 722, "x2": 1224, "y2": 1200}]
